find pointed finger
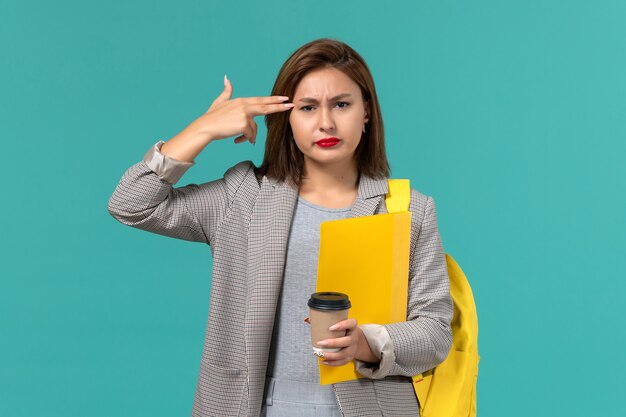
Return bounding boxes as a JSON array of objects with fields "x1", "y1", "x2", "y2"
[
  {"x1": 243, "y1": 95, "x2": 291, "y2": 104},
  {"x1": 246, "y1": 102, "x2": 295, "y2": 117}
]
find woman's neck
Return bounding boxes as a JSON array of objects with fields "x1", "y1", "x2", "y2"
[{"x1": 298, "y1": 158, "x2": 359, "y2": 208}]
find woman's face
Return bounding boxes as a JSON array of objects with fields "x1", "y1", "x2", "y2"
[{"x1": 289, "y1": 67, "x2": 369, "y2": 172}]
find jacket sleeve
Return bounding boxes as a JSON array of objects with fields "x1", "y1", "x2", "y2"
[
  {"x1": 107, "y1": 140, "x2": 229, "y2": 245},
  {"x1": 356, "y1": 194, "x2": 453, "y2": 379}
]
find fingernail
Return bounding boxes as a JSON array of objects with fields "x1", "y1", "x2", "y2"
[
  {"x1": 321, "y1": 361, "x2": 329, "y2": 365},
  {"x1": 283, "y1": 103, "x2": 295, "y2": 107},
  {"x1": 317, "y1": 341, "x2": 328, "y2": 346},
  {"x1": 329, "y1": 325, "x2": 338, "y2": 331},
  {"x1": 224, "y1": 74, "x2": 227, "y2": 86}
]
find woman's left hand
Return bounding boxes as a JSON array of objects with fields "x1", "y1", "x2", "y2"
[
  {"x1": 304, "y1": 317, "x2": 379, "y2": 366},
  {"x1": 303, "y1": 317, "x2": 378, "y2": 366},
  {"x1": 316, "y1": 318, "x2": 360, "y2": 366}
]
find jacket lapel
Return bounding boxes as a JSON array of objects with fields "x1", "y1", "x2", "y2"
[
  {"x1": 348, "y1": 174, "x2": 389, "y2": 218},
  {"x1": 244, "y1": 176, "x2": 298, "y2": 415}
]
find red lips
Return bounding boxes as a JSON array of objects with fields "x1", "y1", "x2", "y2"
[{"x1": 315, "y1": 137, "x2": 340, "y2": 147}]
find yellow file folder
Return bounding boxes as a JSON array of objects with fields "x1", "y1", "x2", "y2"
[{"x1": 315, "y1": 210, "x2": 412, "y2": 385}]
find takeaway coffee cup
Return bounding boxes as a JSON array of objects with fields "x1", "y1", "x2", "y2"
[{"x1": 307, "y1": 292, "x2": 351, "y2": 356}]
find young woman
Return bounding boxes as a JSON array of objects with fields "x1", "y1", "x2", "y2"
[{"x1": 108, "y1": 38, "x2": 453, "y2": 417}]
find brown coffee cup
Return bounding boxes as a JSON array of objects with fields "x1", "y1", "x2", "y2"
[{"x1": 307, "y1": 292, "x2": 351, "y2": 356}]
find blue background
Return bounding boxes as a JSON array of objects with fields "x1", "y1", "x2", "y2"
[{"x1": 1, "y1": 1, "x2": 624, "y2": 416}]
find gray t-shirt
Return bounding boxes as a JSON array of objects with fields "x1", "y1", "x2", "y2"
[{"x1": 266, "y1": 196, "x2": 352, "y2": 381}]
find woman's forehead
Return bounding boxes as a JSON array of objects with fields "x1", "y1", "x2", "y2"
[{"x1": 294, "y1": 68, "x2": 360, "y2": 98}]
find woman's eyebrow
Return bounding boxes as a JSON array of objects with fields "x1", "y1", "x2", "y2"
[{"x1": 297, "y1": 93, "x2": 352, "y2": 103}]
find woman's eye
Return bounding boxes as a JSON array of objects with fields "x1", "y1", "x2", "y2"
[{"x1": 300, "y1": 102, "x2": 351, "y2": 111}]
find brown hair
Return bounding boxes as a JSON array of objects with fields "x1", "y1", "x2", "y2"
[{"x1": 257, "y1": 37, "x2": 390, "y2": 186}]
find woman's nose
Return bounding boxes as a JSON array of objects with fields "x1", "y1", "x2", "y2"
[{"x1": 319, "y1": 107, "x2": 335, "y2": 130}]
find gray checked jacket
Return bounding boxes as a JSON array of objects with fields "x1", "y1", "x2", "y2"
[{"x1": 107, "y1": 141, "x2": 453, "y2": 417}]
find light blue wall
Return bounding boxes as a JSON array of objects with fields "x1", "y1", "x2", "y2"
[{"x1": 1, "y1": 1, "x2": 624, "y2": 416}]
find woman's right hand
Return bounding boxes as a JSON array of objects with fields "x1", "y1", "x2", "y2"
[
  {"x1": 191, "y1": 74, "x2": 295, "y2": 145},
  {"x1": 160, "y1": 75, "x2": 295, "y2": 162}
]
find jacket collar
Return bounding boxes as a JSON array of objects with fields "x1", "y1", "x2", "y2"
[
  {"x1": 355, "y1": 172, "x2": 390, "y2": 200},
  {"x1": 265, "y1": 172, "x2": 389, "y2": 200}
]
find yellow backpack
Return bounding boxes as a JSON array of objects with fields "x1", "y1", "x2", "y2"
[{"x1": 386, "y1": 179, "x2": 480, "y2": 417}]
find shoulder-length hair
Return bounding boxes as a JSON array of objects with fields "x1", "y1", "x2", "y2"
[{"x1": 257, "y1": 37, "x2": 390, "y2": 186}]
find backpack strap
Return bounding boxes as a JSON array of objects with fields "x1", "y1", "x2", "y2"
[
  {"x1": 386, "y1": 180, "x2": 431, "y2": 402},
  {"x1": 387, "y1": 179, "x2": 479, "y2": 416},
  {"x1": 385, "y1": 179, "x2": 411, "y2": 213}
]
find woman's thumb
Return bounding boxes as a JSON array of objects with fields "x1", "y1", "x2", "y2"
[
  {"x1": 207, "y1": 75, "x2": 233, "y2": 112},
  {"x1": 221, "y1": 74, "x2": 233, "y2": 99}
]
